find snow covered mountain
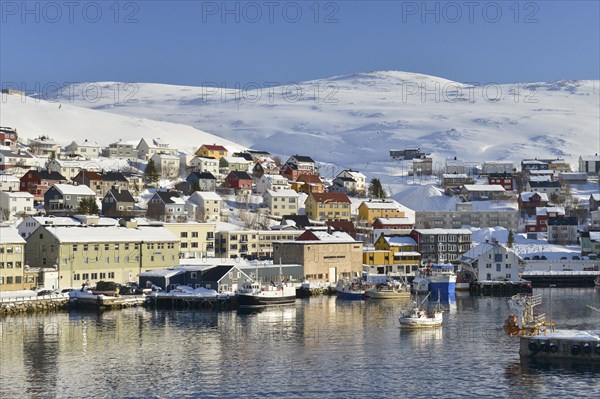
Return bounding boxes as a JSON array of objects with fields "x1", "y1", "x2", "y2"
[
  {"x1": 0, "y1": 93, "x2": 244, "y2": 154},
  {"x1": 44, "y1": 71, "x2": 599, "y2": 172}
]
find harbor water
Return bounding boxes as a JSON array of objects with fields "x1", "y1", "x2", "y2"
[{"x1": 1, "y1": 288, "x2": 599, "y2": 399}]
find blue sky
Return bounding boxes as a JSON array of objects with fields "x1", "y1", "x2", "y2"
[{"x1": 1, "y1": 1, "x2": 599, "y2": 88}]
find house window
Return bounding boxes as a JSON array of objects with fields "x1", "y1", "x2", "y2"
[
  {"x1": 496, "y1": 264, "x2": 501, "y2": 272},
  {"x1": 191, "y1": 272, "x2": 197, "y2": 279},
  {"x1": 181, "y1": 232, "x2": 188, "y2": 238},
  {"x1": 108, "y1": 272, "x2": 114, "y2": 278}
]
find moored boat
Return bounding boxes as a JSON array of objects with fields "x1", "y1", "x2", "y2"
[
  {"x1": 336, "y1": 279, "x2": 368, "y2": 300},
  {"x1": 236, "y1": 281, "x2": 296, "y2": 308},
  {"x1": 367, "y1": 283, "x2": 411, "y2": 299}
]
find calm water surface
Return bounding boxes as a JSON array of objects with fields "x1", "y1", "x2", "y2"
[{"x1": 1, "y1": 288, "x2": 599, "y2": 399}]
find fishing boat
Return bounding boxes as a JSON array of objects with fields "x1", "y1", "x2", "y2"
[
  {"x1": 336, "y1": 279, "x2": 368, "y2": 300},
  {"x1": 236, "y1": 280, "x2": 297, "y2": 308},
  {"x1": 398, "y1": 292, "x2": 443, "y2": 328},
  {"x1": 366, "y1": 282, "x2": 411, "y2": 299},
  {"x1": 412, "y1": 263, "x2": 457, "y2": 295},
  {"x1": 503, "y1": 294, "x2": 600, "y2": 361}
]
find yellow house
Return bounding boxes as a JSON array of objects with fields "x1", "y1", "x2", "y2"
[
  {"x1": 305, "y1": 192, "x2": 351, "y2": 221},
  {"x1": 0, "y1": 226, "x2": 27, "y2": 292},
  {"x1": 365, "y1": 234, "x2": 421, "y2": 275},
  {"x1": 548, "y1": 160, "x2": 571, "y2": 172},
  {"x1": 358, "y1": 199, "x2": 405, "y2": 223},
  {"x1": 362, "y1": 249, "x2": 394, "y2": 265},
  {"x1": 195, "y1": 144, "x2": 228, "y2": 160}
]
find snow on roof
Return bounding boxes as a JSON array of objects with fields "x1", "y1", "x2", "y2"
[
  {"x1": 376, "y1": 217, "x2": 413, "y2": 225},
  {"x1": 0, "y1": 191, "x2": 33, "y2": 198},
  {"x1": 193, "y1": 191, "x2": 222, "y2": 201},
  {"x1": 535, "y1": 207, "x2": 565, "y2": 216},
  {"x1": 25, "y1": 216, "x2": 81, "y2": 226},
  {"x1": 72, "y1": 140, "x2": 100, "y2": 147},
  {"x1": 45, "y1": 225, "x2": 178, "y2": 243},
  {"x1": 265, "y1": 189, "x2": 298, "y2": 197},
  {"x1": 223, "y1": 156, "x2": 251, "y2": 163},
  {"x1": 0, "y1": 226, "x2": 26, "y2": 244},
  {"x1": 360, "y1": 199, "x2": 402, "y2": 209},
  {"x1": 580, "y1": 155, "x2": 600, "y2": 162},
  {"x1": 0, "y1": 174, "x2": 20, "y2": 182},
  {"x1": 519, "y1": 191, "x2": 549, "y2": 202},
  {"x1": 443, "y1": 173, "x2": 468, "y2": 179},
  {"x1": 462, "y1": 184, "x2": 505, "y2": 192},
  {"x1": 529, "y1": 175, "x2": 552, "y2": 182},
  {"x1": 384, "y1": 236, "x2": 417, "y2": 246},
  {"x1": 529, "y1": 170, "x2": 555, "y2": 175},
  {"x1": 138, "y1": 268, "x2": 183, "y2": 278},
  {"x1": 413, "y1": 228, "x2": 472, "y2": 235},
  {"x1": 592, "y1": 194, "x2": 600, "y2": 201},
  {"x1": 152, "y1": 153, "x2": 179, "y2": 160},
  {"x1": 53, "y1": 184, "x2": 95, "y2": 196},
  {"x1": 296, "y1": 230, "x2": 356, "y2": 243}
]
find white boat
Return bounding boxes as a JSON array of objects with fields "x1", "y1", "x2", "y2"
[
  {"x1": 398, "y1": 293, "x2": 443, "y2": 328},
  {"x1": 367, "y1": 283, "x2": 411, "y2": 299},
  {"x1": 236, "y1": 281, "x2": 296, "y2": 308}
]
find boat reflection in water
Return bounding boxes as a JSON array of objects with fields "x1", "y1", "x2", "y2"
[{"x1": 429, "y1": 291, "x2": 457, "y2": 313}]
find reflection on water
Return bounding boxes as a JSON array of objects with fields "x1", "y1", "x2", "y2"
[{"x1": 0, "y1": 290, "x2": 598, "y2": 399}]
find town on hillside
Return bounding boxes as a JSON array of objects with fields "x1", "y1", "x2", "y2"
[{"x1": 1, "y1": 126, "x2": 599, "y2": 295}]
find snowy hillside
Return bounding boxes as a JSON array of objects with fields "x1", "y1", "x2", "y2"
[
  {"x1": 0, "y1": 94, "x2": 244, "y2": 153},
  {"x1": 46, "y1": 71, "x2": 599, "y2": 176}
]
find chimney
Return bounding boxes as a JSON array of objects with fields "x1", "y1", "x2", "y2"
[{"x1": 118, "y1": 186, "x2": 122, "y2": 193}]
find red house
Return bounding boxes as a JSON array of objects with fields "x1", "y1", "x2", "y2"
[
  {"x1": 280, "y1": 163, "x2": 300, "y2": 181},
  {"x1": 20, "y1": 169, "x2": 68, "y2": 201},
  {"x1": 0, "y1": 127, "x2": 18, "y2": 149},
  {"x1": 225, "y1": 171, "x2": 253, "y2": 194},
  {"x1": 525, "y1": 207, "x2": 565, "y2": 233},
  {"x1": 518, "y1": 191, "x2": 549, "y2": 216},
  {"x1": 488, "y1": 173, "x2": 514, "y2": 191}
]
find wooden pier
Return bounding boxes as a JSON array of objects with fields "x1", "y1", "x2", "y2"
[{"x1": 70, "y1": 295, "x2": 147, "y2": 310}]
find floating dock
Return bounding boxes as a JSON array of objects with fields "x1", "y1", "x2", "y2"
[{"x1": 520, "y1": 330, "x2": 600, "y2": 361}]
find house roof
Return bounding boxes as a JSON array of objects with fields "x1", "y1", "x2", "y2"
[
  {"x1": 591, "y1": 194, "x2": 600, "y2": 201},
  {"x1": 187, "y1": 172, "x2": 217, "y2": 181},
  {"x1": 265, "y1": 189, "x2": 299, "y2": 198},
  {"x1": 106, "y1": 188, "x2": 135, "y2": 202},
  {"x1": 580, "y1": 155, "x2": 600, "y2": 162},
  {"x1": 289, "y1": 155, "x2": 315, "y2": 163},
  {"x1": 462, "y1": 184, "x2": 505, "y2": 192},
  {"x1": 154, "y1": 191, "x2": 181, "y2": 204},
  {"x1": 192, "y1": 191, "x2": 222, "y2": 201},
  {"x1": 383, "y1": 235, "x2": 417, "y2": 246},
  {"x1": 52, "y1": 184, "x2": 95, "y2": 196},
  {"x1": 282, "y1": 215, "x2": 311, "y2": 228},
  {"x1": 151, "y1": 153, "x2": 179, "y2": 160},
  {"x1": 201, "y1": 144, "x2": 228, "y2": 152},
  {"x1": 71, "y1": 140, "x2": 100, "y2": 147},
  {"x1": 228, "y1": 171, "x2": 252, "y2": 180},
  {"x1": 297, "y1": 174, "x2": 322, "y2": 184},
  {"x1": 30, "y1": 170, "x2": 67, "y2": 181},
  {"x1": 232, "y1": 152, "x2": 253, "y2": 161},
  {"x1": 295, "y1": 230, "x2": 356, "y2": 243},
  {"x1": 536, "y1": 207, "x2": 565, "y2": 216},
  {"x1": 374, "y1": 217, "x2": 413, "y2": 226},
  {"x1": 0, "y1": 174, "x2": 20, "y2": 182},
  {"x1": 339, "y1": 169, "x2": 366, "y2": 179},
  {"x1": 200, "y1": 265, "x2": 235, "y2": 282},
  {"x1": 0, "y1": 150, "x2": 34, "y2": 159},
  {"x1": 528, "y1": 180, "x2": 561, "y2": 188},
  {"x1": 443, "y1": 174, "x2": 469, "y2": 179},
  {"x1": 412, "y1": 228, "x2": 472, "y2": 235},
  {"x1": 0, "y1": 226, "x2": 26, "y2": 244},
  {"x1": 44, "y1": 225, "x2": 178, "y2": 243},
  {"x1": 0, "y1": 191, "x2": 33, "y2": 198},
  {"x1": 223, "y1": 156, "x2": 251, "y2": 164},
  {"x1": 325, "y1": 220, "x2": 356, "y2": 235},
  {"x1": 520, "y1": 191, "x2": 549, "y2": 202},
  {"x1": 360, "y1": 199, "x2": 401, "y2": 210},
  {"x1": 138, "y1": 268, "x2": 184, "y2": 278},
  {"x1": 334, "y1": 176, "x2": 356, "y2": 182},
  {"x1": 310, "y1": 192, "x2": 350, "y2": 203}
]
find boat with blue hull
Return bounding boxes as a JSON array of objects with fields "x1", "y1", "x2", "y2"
[
  {"x1": 336, "y1": 280, "x2": 368, "y2": 300},
  {"x1": 411, "y1": 264, "x2": 457, "y2": 296}
]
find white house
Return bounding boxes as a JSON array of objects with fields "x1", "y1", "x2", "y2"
[
  {"x1": 137, "y1": 138, "x2": 177, "y2": 160},
  {"x1": 263, "y1": 189, "x2": 299, "y2": 217},
  {"x1": 0, "y1": 149, "x2": 40, "y2": 171},
  {"x1": 460, "y1": 241, "x2": 523, "y2": 282},
  {"x1": 190, "y1": 156, "x2": 219, "y2": 176},
  {"x1": 0, "y1": 174, "x2": 20, "y2": 191},
  {"x1": 150, "y1": 153, "x2": 180, "y2": 179},
  {"x1": 481, "y1": 161, "x2": 514, "y2": 175},
  {"x1": 0, "y1": 191, "x2": 35, "y2": 221},
  {"x1": 254, "y1": 174, "x2": 291, "y2": 194},
  {"x1": 579, "y1": 154, "x2": 600, "y2": 175},
  {"x1": 335, "y1": 169, "x2": 367, "y2": 195},
  {"x1": 185, "y1": 191, "x2": 222, "y2": 222},
  {"x1": 64, "y1": 140, "x2": 101, "y2": 158}
]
